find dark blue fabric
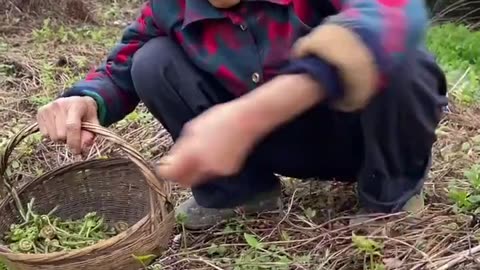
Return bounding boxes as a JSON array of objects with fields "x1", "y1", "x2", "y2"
[
  {"x1": 281, "y1": 25, "x2": 386, "y2": 101},
  {"x1": 282, "y1": 56, "x2": 343, "y2": 100}
]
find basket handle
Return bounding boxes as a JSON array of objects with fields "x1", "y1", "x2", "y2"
[{"x1": 0, "y1": 122, "x2": 171, "y2": 219}]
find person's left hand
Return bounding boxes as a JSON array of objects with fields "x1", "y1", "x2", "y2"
[{"x1": 155, "y1": 102, "x2": 260, "y2": 187}]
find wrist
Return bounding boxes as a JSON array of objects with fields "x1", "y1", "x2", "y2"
[
  {"x1": 82, "y1": 96, "x2": 97, "y2": 110},
  {"x1": 79, "y1": 91, "x2": 107, "y2": 126}
]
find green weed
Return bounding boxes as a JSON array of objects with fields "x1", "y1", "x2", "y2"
[
  {"x1": 29, "y1": 96, "x2": 54, "y2": 107},
  {"x1": 132, "y1": 254, "x2": 157, "y2": 269},
  {"x1": 223, "y1": 221, "x2": 245, "y2": 234},
  {"x1": 123, "y1": 111, "x2": 154, "y2": 125},
  {"x1": 148, "y1": 263, "x2": 163, "y2": 270},
  {"x1": 232, "y1": 233, "x2": 310, "y2": 270},
  {"x1": 0, "y1": 42, "x2": 14, "y2": 78},
  {"x1": 38, "y1": 62, "x2": 56, "y2": 93},
  {"x1": 449, "y1": 164, "x2": 480, "y2": 214},
  {"x1": 352, "y1": 234, "x2": 385, "y2": 270},
  {"x1": 33, "y1": 19, "x2": 119, "y2": 47},
  {"x1": 101, "y1": 2, "x2": 123, "y2": 21},
  {"x1": 0, "y1": 41, "x2": 8, "y2": 52},
  {"x1": 0, "y1": 64, "x2": 15, "y2": 77},
  {"x1": 175, "y1": 212, "x2": 188, "y2": 249},
  {"x1": 3, "y1": 132, "x2": 43, "y2": 178},
  {"x1": 426, "y1": 23, "x2": 480, "y2": 104},
  {"x1": 98, "y1": 0, "x2": 144, "y2": 26},
  {"x1": 207, "y1": 243, "x2": 228, "y2": 257},
  {"x1": 32, "y1": 60, "x2": 84, "y2": 108}
]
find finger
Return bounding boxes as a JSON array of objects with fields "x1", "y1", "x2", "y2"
[
  {"x1": 81, "y1": 130, "x2": 95, "y2": 148},
  {"x1": 36, "y1": 109, "x2": 49, "y2": 137},
  {"x1": 80, "y1": 130, "x2": 95, "y2": 154},
  {"x1": 54, "y1": 107, "x2": 67, "y2": 142},
  {"x1": 65, "y1": 103, "x2": 84, "y2": 155},
  {"x1": 80, "y1": 103, "x2": 100, "y2": 153},
  {"x1": 45, "y1": 110, "x2": 59, "y2": 141},
  {"x1": 156, "y1": 151, "x2": 201, "y2": 187}
]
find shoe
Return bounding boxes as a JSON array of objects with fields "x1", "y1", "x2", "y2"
[
  {"x1": 175, "y1": 188, "x2": 282, "y2": 230},
  {"x1": 401, "y1": 190, "x2": 424, "y2": 215},
  {"x1": 349, "y1": 190, "x2": 425, "y2": 226}
]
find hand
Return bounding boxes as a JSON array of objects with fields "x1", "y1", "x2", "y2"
[
  {"x1": 36, "y1": 96, "x2": 99, "y2": 155},
  {"x1": 156, "y1": 74, "x2": 324, "y2": 187},
  {"x1": 155, "y1": 103, "x2": 260, "y2": 187}
]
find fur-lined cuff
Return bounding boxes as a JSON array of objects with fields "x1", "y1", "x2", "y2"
[
  {"x1": 292, "y1": 24, "x2": 379, "y2": 112},
  {"x1": 208, "y1": 0, "x2": 240, "y2": 8}
]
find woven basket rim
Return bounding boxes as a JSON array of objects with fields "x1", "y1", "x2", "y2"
[{"x1": 0, "y1": 158, "x2": 152, "y2": 262}]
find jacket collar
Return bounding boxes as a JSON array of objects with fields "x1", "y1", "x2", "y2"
[{"x1": 182, "y1": 0, "x2": 292, "y2": 28}]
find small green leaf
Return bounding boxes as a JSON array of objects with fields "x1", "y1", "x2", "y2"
[
  {"x1": 35, "y1": 167, "x2": 44, "y2": 176},
  {"x1": 304, "y1": 207, "x2": 317, "y2": 219},
  {"x1": 278, "y1": 255, "x2": 292, "y2": 264},
  {"x1": 461, "y1": 142, "x2": 471, "y2": 151},
  {"x1": 469, "y1": 195, "x2": 480, "y2": 204},
  {"x1": 223, "y1": 224, "x2": 235, "y2": 233},
  {"x1": 132, "y1": 254, "x2": 156, "y2": 266},
  {"x1": 0, "y1": 261, "x2": 7, "y2": 270},
  {"x1": 449, "y1": 188, "x2": 470, "y2": 208},
  {"x1": 296, "y1": 255, "x2": 311, "y2": 264},
  {"x1": 244, "y1": 233, "x2": 262, "y2": 249},
  {"x1": 11, "y1": 161, "x2": 20, "y2": 169},
  {"x1": 352, "y1": 234, "x2": 382, "y2": 253},
  {"x1": 175, "y1": 212, "x2": 188, "y2": 224},
  {"x1": 207, "y1": 243, "x2": 227, "y2": 256},
  {"x1": 5, "y1": 168, "x2": 12, "y2": 177},
  {"x1": 280, "y1": 230, "x2": 290, "y2": 241}
]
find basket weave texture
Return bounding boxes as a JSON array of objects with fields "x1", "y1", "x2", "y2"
[{"x1": 0, "y1": 123, "x2": 175, "y2": 270}]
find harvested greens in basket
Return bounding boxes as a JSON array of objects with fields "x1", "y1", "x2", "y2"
[{"x1": 2, "y1": 198, "x2": 129, "y2": 254}]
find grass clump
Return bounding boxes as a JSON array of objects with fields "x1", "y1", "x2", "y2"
[
  {"x1": 33, "y1": 18, "x2": 119, "y2": 47},
  {"x1": 426, "y1": 23, "x2": 480, "y2": 104},
  {"x1": 232, "y1": 233, "x2": 309, "y2": 270},
  {"x1": 352, "y1": 234, "x2": 385, "y2": 270},
  {"x1": 449, "y1": 164, "x2": 480, "y2": 214}
]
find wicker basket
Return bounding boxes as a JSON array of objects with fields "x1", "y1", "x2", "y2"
[{"x1": 0, "y1": 122, "x2": 175, "y2": 270}]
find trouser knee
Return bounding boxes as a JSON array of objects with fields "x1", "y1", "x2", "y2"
[
  {"x1": 357, "y1": 49, "x2": 448, "y2": 212},
  {"x1": 131, "y1": 37, "x2": 180, "y2": 99},
  {"x1": 130, "y1": 37, "x2": 194, "y2": 137},
  {"x1": 363, "y1": 49, "x2": 447, "y2": 150},
  {"x1": 130, "y1": 37, "x2": 233, "y2": 139}
]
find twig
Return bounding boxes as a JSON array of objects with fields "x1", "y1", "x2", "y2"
[
  {"x1": 434, "y1": 244, "x2": 480, "y2": 270},
  {"x1": 0, "y1": 106, "x2": 32, "y2": 117},
  {"x1": 262, "y1": 189, "x2": 297, "y2": 240},
  {"x1": 450, "y1": 67, "x2": 471, "y2": 94},
  {"x1": 191, "y1": 257, "x2": 225, "y2": 270}
]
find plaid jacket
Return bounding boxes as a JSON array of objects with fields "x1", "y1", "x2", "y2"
[{"x1": 63, "y1": 0, "x2": 428, "y2": 126}]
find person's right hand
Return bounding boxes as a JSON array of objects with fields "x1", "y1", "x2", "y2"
[{"x1": 36, "y1": 96, "x2": 99, "y2": 155}]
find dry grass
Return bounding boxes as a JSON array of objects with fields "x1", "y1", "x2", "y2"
[
  {"x1": 1, "y1": 0, "x2": 95, "y2": 23},
  {"x1": 1, "y1": 2, "x2": 480, "y2": 270}
]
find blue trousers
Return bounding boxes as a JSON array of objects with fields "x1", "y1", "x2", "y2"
[{"x1": 131, "y1": 37, "x2": 448, "y2": 213}]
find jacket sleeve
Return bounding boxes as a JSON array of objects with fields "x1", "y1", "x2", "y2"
[
  {"x1": 61, "y1": 2, "x2": 165, "y2": 126},
  {"x1": 283, "y1": 0, "x2": 429, "y2": 112}
]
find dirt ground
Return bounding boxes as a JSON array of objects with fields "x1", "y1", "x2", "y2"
[{"x1": 1, "y1": 1, "x2": 480, "y2": 269}]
